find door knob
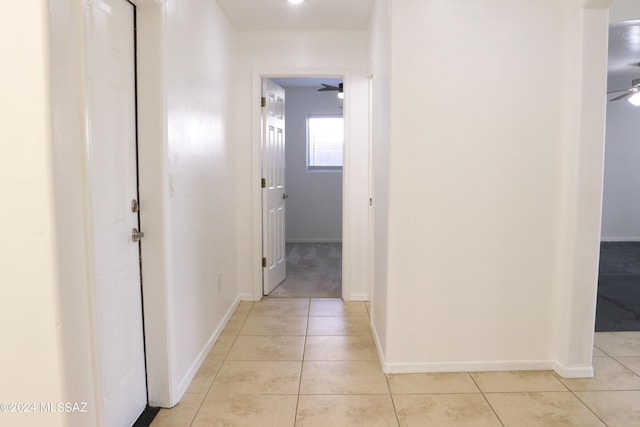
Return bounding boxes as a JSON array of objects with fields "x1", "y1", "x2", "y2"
[
  {"x1": 132, "y1": 228, "x2": 145, "y2": 242},
  {"x1": 282, "y1": 193, "x2": 289, "y2": 199}
]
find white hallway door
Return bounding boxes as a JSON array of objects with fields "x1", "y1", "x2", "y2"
[
  {"x1": 85, "y1": 0, "x2": 147, "y2": 426},
  {"x1": 262, "y1": 79, "x2": 287, "y2": 294}
]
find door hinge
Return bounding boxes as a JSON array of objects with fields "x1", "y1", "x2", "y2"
[
  {"x1": 261, "y1": 97, "x2": 266, "y2": 107},
  {"x1": 262, "y1": 257, "x2": 267, "y2": 268},
  {"x1": 261, "y1": 178, "x2": 266, "y2": 188}
]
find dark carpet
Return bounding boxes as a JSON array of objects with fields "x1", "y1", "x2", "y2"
[
  {"x1": 595, "y1": 242, "x2": 640, "y2": 332},
  {"x1": 268, "y1": 242, "x2": 342, "y2": 298}
]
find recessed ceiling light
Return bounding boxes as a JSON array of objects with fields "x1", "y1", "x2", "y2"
[{"x1": 288, "y1": 0, "x2": 305, "y2": 4}]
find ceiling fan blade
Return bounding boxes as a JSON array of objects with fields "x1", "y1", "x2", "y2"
[
  {"x1": 607, "y1": 88, "x2": 632, "y2": 95},
  {"x1": 609, "y1": 90, "x2": 636, "y2": 102},
  {"x1": 318, "y1": 83, "x2": 339, "y2": 92}
]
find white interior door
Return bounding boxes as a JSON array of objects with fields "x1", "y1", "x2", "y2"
[
  {"x1": 85, "y1": 1, "x2": 147, "y2": 426},
  {"x1": 262, "y1": 79, "x2": 287, "y2": 295}
]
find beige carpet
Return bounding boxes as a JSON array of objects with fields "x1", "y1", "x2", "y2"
[{"x1": 268, "y1": 242, "x2": 342, "y2": 298}]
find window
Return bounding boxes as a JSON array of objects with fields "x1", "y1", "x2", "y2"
[{"x1": 307, "y1": 116, "x2": 344, "y2": 171}]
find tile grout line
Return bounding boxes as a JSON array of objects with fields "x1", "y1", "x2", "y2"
[
  {"x1": 158, "y1": 326, "x2": 638, "y2": 426},
  {"x1": 468, "y1": 372, "x2": 506, "y2": 427},
  {"x1": 568, "y1": 390, "x2": 610, "y2": 427},
  {"x1": 385, "y1": 374, "x2": 402, "y2": 426},
  {"x1": 609, "y1": 355, "x2": 640, "y2": 380},
  {"x1": 371, "y1": 304, "x2": 401, "y2": 426},
  {"x1": 188, "y1": 301, "x2": 253, "y2": 427},
  {"x1": 612, "y1": 358, "x2": 640, "y2": 379},
  {"x1": 292, "y1": 298, "x2": 311, "y2": 426},
  {"x1": 593, "y1": 344, "x2": 611, "y2": 358},
  {"x1": 549, "y1": 367, "x2": 613, "y2": 427}
]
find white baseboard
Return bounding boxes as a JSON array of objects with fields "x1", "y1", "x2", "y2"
[
  {"x1": 176, "y1": 296, "x2": 242, "y2": 399},
  {"x1": 382, "y1": 359, "x2": 559, "y2": 375},
  {"x1": 601, "y1": 237, "x2": 640, "y2": 242},
  {"x1": 370, "y1": 319, "x2": 386, "y2": 372},
  {"x1": 238, "y1": 292, "x2": 257, "y2": 301},
  {"x1": 349, "y1": 293, "x2": 369, "y2": 302},
  {"x1": 286, "y1": 239, "x2": 343, "y2": 243},
  {"x1": 553, "y1": 361, "x2": 594, "y2": 378},
  {"x1": 371, "y1": 320, "x2": 593, "y2": 378}
]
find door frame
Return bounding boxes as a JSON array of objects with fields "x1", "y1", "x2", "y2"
[
  {"x1": 251, "y1": 69, "x2": 353, "y2": 301},
  {"x1": 82, "y1": 0, "x2": 173, "y2": 409},
  {"x1": 126, "y1": 0, "x2": 173, "y2": 408},
  {"x1": 261, "y1": 79, "x2": 287, "y2": 295},
  {"x1": 81, "y1": 0, "x2": 173, "y2": 414},
  {"x1": 50, "y1": 0, "x2": 173, "y2": 421}
]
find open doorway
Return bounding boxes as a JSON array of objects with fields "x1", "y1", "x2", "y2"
[
  {"x1": 596, "y1": 19, "x2": 640, "y2": 332},
  {"x1": 263, "y1": 77, "x2": 344, "y2": 298}
]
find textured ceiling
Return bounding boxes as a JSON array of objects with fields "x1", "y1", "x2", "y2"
[
  {"x1": 216, "y1": 0, "x2": 374, "y2": 31},
  {"x1": 608, "y1": 20, "x2": 640, "y2": 91}
]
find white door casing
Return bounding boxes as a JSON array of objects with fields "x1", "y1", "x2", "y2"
[
  {"x1": 85, "y1": 0, "x2": 147, "y2": 425},
  {"x1": 262, "y1": 79, "x2": 287, "y2": 295}
]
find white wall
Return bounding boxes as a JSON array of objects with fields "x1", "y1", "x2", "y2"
[
  {"x1": 601, "y1": 92, "x2": 640, "y2": 240},
  {"x1": 601, "y1": 2, "x2": 640, "y2": 241},
  {"x1": 386, "y1": 0, "x2": 564, "y2": 368},
  {"x1": 48, "y1": 0, "x2": 100, "y2": 424},
  {"x1": 369, "y1": 0, "x2": 391, "y2": 359},
  {"x1": 371, "y1": 0, "x2": 608, "y2": 377},
  {"x1": 163, "y1": 0, "x2": 239, "y2": 402},
  {"x1": 0, "y1": 3, "x2": 66, "y2": 427},
  {"x1": 45, "y1": 0, "x2": 240, "y2": 421},
  {"x1": 233, "y1": 31, "x2": 371, "y2": 300},
  {"x1": 282, "y1": 86, "x2": 343, "y2": 242}
]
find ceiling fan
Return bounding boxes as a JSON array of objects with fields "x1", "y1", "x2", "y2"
[
  {"x1": 318, "y1": 82, "x2": 344, "y2": 99},
  {"x1": 608, "y1": 78, "x2": 640, "y2": 106}
]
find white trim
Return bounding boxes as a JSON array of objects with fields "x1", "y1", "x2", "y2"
[
  {"x1": 251, "y1": 68, "x2": 353, "y2": 302},
  {"x1": 553, "y1": 361, "x2": 594, "y2": 379},
  {"x1": 371, "y1": 317, "x2": 386, "y2": 370},
  {"x1": 372, "y1": 315, "x2": 593, "y2": 378},
  {"x1": 383, "y1": 360, "x2": 564, "y2": 375},
  {"x1": 237, "y1": 292, "x2": 257, "y2": 301},
  {"x1": 285, "y1": 239, "x2": 343, "y2": 243},
  {"x1": 601, "y1": 237, "x2": 640, "y2": 242},
  {"x1": 135, "y1": 0, "x2": 173, "y2": 408},
  {"x1": 340, "y1": 71, "x2": 354, "y2": 302},
  {"x1": 81, "y1": 49, "x2": 104, "y2": 427},
  {"x1": 176, "y1": 297, "x2": 242, "y2": 398},
  {"x1": 367, "y1": 75, "x2": 375, "y2": 312},
  {"x1": 349, "y1": 293, "x2": 369, "y2": 301}
]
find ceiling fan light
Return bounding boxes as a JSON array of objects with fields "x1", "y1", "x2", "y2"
[
  {"x1": 628, "y1": 92, "x2": 640, "y2": 106},
  {"x1": 337, "y1": 82, "x2": 344, "y2": 99}
]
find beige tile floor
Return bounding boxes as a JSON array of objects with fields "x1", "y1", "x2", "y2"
[{"x1": 150, "y1": 299, "x2": 640, "y2": 427}]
